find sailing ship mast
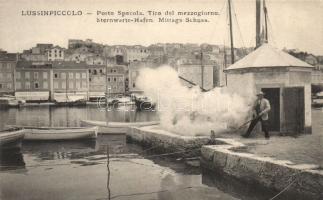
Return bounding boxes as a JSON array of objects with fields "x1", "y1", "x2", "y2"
[
  {"x1": 256, "y1": 0, "x2": 269, "y2": 47},
  {"x1": 228, "y1": 0, "x2": 235, "y2": 64}
]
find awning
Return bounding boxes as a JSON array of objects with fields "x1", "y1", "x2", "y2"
[
  {"x1": 54, "y1": 92, "x2": 87, "y2": 102},
  {"x1": 15, "y1": 92, "x2": 49, "y2": 101},
  {"x1": 89, "y1": 92, "x2": 105, "y2": 98}
]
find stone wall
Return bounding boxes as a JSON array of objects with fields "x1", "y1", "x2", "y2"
[
  {"x1": 201, "y1": 138, "x2": 323, "y2": 200},
  {"x1": 127, "y1": 125, "x2": 210, "y2": 157}
]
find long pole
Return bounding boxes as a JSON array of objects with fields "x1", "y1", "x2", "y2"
[
  {"x1": 256, "y1": 0, "x2": 261, "y2": 47},
  {"x1": 228, "y1": 0, "x2": 235, "y2": 64},
  {"x1": 263, "y1": 0, "x2": 268, "y2": 43},
  {"x1": 200, "y1": 51, "x2": 204, "y2": 90},
  {"x1": 105, "y1": 60, "x2": 108, "y2": 107}
]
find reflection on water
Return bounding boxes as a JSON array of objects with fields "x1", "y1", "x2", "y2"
[
  {"x1": 0, "y1": 107, "x2": 300, "y2": 200},
  {"x1": 0, "y1": 147, "x2": 25, "y2": 171},
  {"x1": 0, "y1": 134, "x2": 239, "y2": 200},
  {"x1": 0, "y1": 106, "x2": 158, "y2": 129}
]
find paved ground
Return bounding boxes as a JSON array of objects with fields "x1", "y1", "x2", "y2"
[{"x1": 218, "y1": 108, "x2": 323, "y2": 167}]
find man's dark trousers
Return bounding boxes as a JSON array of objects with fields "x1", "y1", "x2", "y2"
[{"x1": 244, "y1": 116, "x2": 269, "y2": 138}]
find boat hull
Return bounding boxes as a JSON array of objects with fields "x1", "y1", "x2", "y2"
[
  {"x1": 80, "y1": 120, "x2": 160, "y2": 134},
  {"x1": 22, "y1": 126, "x2": 98, "y2": 141},
  {"x1": 0, "y1": 129, "x2": 25, "y2": 148}
]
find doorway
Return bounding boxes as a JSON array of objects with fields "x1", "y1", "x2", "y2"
[
  {"x1": 283, "y1": 87, "x2": 305, "y2": 134},
  {"x1": 261, "y1": 88, "x2": 280, "y2": 132}
]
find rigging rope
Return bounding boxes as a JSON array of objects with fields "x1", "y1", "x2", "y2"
[{"x1": 231, "y1": 0, "x2": 246, "y2": 49}]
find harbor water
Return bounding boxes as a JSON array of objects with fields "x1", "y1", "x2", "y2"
[{"x1": 1, "y1": 106, "x2": 320, "y2": 200}]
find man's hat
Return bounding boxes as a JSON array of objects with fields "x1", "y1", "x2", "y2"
[{"x1": 256, "y1": 91, "x2": 264, "y2": 96}]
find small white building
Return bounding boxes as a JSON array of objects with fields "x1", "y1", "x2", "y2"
[
  {"x1": 225, "y1": 44, "x2": 314, "y2": 134},
  {"x1": 48, "y1": 46, "x2": 65, "y2": 61}
]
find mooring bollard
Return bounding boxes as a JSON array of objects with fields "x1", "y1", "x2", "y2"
[{"x1": 209, "y1": 130, "x2": 216, "y2": 145}]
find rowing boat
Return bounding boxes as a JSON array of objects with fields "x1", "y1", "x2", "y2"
[
  {"x1": 6, "y1": 126, "x2": 98, "y2": 141},
  {"x1": 0, "y1": 128, "x2": 25, "y2": 147},
  {"x1": 80, "y1": 120, "x2": 160, "y2": 134}
]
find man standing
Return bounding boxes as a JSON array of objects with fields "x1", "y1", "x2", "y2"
[{"x1": 242, "y1": 91, "x2": 271, "y2": 139}]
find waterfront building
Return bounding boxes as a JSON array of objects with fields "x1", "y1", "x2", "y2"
[
  {"x1": 124, "y1": 45, "x2": 150, "y2": 62},
  {"x1": 312, "y1": 67, "x2": 323, "y2": 85},
  {"x1": 15, "y1": 61, "x2": 52, "y2": 101},
  {"x1": 88, "y1": 65, "x2": 106, "y2": 100},
  {"x1": 103, "y1": 46, "x2": 126, "y2": 64},
  {"x1": 178, "y1": 63, "x2": 218, "y2": 91},
  {"x1": 128, "y1": 61, "x2": 160, "y2": 94},
  {"x1": 21, "y1": 43, "x2": 53, "y2": 62},
  {"x1": 225, "y1": 43, "x2": 314, "y2": 134},
  {"x1": 0, "y1": 53, "x2": 17, "y2": 95},
  {"x1": 106, "y1": 65, "x2": 127, "y2": 96},
  {"x1": 47, "y1": 46, "x2": 65, "y2": 61},
  {"x1": 64, "y1": 51, "x2": 89, "y2": 62},
  {"x1": 52, "y1": 61, "x2": 89, "y2": 102},
  {"x1": 305, "y1": 54, "x2": 318, "y2": 66},
  {"x1": 86, "y1": 55, "x2": 106, "y2": 65}
]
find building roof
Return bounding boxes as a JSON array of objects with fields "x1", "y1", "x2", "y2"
[
  {"x1": 0, "y1": 53, "x2": 18, "y2": 61},
  {"x1": 16, "y1": 61, "x2": 88, "y2": 69},
  {"x1": 16, "y1": 61, "x2": 52, "y2": 69},
  {"x1": 225, "y1": 43, "x2": 313, "y2": 71},
  {"x1": 51, "y1": 61, "x2": 87, "y2": 69}
]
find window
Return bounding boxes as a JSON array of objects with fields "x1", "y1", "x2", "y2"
[
  {"x1": 16, "y1": 72, "x2": 21, "y2": 79},
  {"x1": 43, "y1": 81, "x2": 48, "y2": 89},
  {"x1": 0, "y1": 73, "x2": 3, "y2": 79},
  {"x1": 0, "y1": 83, "x2": 2, "y2": 89},
  {"x1": 81, "y1": 73, "x2": 86, "y2": 79},
  {"x1": 69, "y1": 73, "x2": 74, "y2": 79},
  {"x1": 89, "y1": 69, "x2": 91, "y2": 73},
  {"x1": 75, "y1": 73, "x2": 80, "y2": 79},
  {"x1": 93, "y1": 69, "x2": 97, "y2": 75},
  {"x1": 25, "y1": 72, "x2": 30, "y2": 79},
  {"x1": 54, "y1": 73, "x2": 58, "y2": 78},
  {"x1": 119, "y1": 77, "x2": 123, "y2": 81},
  {"x1": 61, "y1": 73, "x2": 66, "y2": 79},
  {"x1": 99, "y1": 69, "x2": 103, "y2": 74},
  {"x1": 34, "y1": 82, "x2": 39, "y2": 89},
  {"x1": 114, "y1": 78, "x2": 117, "y2": 82},
  {"x1": 54, "y1": 81, "x2": 59, "y2": 89},
  {"x1": 107, "y1": 77, "x2": 110, "y2": 82},
  {"x1": 34, "y1": 72, "x2": 38, "y2": 79},
  {"x1": 16, "y1": 82, "x2": 21, "y2": 89},
  {"x1": 43, "y1": 72, "x2": 48, "y2": 79},
  {"x1": 62, "y1": 81, "x2": 66, "y2": 89},
  {"x1": 7, "y1": 83, "x2": 12, "y2": 89},
  {"x1": 25, "y1": 82, "x2": 30, "y2": 89}
]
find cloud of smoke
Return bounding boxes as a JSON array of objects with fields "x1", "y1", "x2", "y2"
[{"x1": 136, "y1": 66, "x2": 255, "y2": 136}]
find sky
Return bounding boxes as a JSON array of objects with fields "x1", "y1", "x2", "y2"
[{"x1": 0, "y1": 0, "x2": 322, "y2": 55}]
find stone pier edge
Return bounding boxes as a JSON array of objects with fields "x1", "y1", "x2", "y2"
[
  {"x1": 200, "y1": 138, "x2": 323, "y2": 199},
  {"x1": 127, "y1": 125, "x2": 323, "y2": 199}
]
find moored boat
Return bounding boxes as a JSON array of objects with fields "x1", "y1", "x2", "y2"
[
  {"x1": 80, "y1": 119, "x2": 160, "y2": 134},
  {"x1": 6, "y1": 126, "x2": 98, "y2": 141},
  {"x1": 0, "y1": 96, "x2": 26, "y2": 108},
  {"x1": 0, "y1": 128, "x2": 25, "y2": 148},
  {"x1": 312, "y1": 92, "x2": 323, "y2": 108}
]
